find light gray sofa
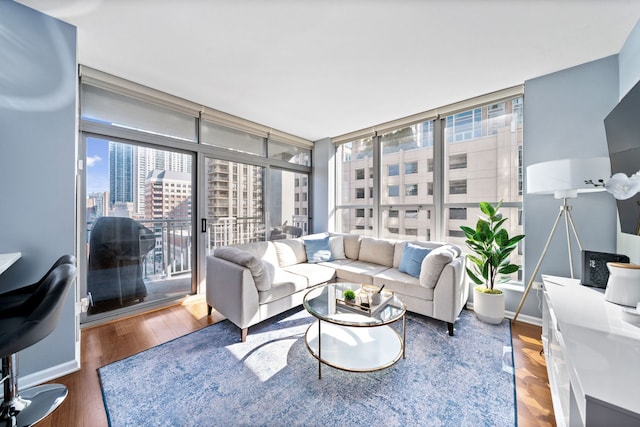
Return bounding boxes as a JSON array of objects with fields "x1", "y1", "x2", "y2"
[{"x1": 206, "y1": 233, "x2": 468, "y2": 341}]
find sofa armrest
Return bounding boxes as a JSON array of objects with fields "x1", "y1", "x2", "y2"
[
  {"x1": 432, "y1": 255, "x2": 468, "y2": 323},
  {"x1": 206, "y1": 255, "x2": 260, "y2": 329}
]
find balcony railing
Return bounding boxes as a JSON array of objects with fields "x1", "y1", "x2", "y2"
[{"x1": 87, "y1": 217, "x2": 192, "y2": 281}]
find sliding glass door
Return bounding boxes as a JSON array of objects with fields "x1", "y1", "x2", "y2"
[{"x1": 82, "y1": 137, "x2": 194, "y2": 322}]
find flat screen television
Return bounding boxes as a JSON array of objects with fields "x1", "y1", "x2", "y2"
[{"x1": 604, "y1": 79, "x2": 640, "y2": 235}]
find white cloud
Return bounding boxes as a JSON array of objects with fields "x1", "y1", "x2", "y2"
[{"x1": 86, "y1": 155, "x2": 102, "y2": 167}]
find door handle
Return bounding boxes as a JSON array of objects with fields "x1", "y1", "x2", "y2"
[{"x1": 201, "y1": 218, "x2": 207, "y2": 233}]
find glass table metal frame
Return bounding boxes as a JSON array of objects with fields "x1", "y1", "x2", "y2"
[{"x1": 302, "y1": 282, "x2": 406, "y2": 379}]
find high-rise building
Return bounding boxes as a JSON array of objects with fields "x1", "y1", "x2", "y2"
[
  {"x1": 144, "y1": 170, "x2": 192, "y2": 220},
  {"x1": 134, "y1": 147, "x2": 191, "y2": 216},
  {"x1": 109, "y1": 142, "x2": 133, "y2": 207}
]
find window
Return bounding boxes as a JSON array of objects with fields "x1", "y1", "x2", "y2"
[
  {"x1": 405, "y1": 184, "x2": 418, "y2": 196},
  {"x1": 335, "y1": 93, "x2": 523, "y2": 276},
  {"x1": 448, "y1": 229, "x2": 466, "y2": 238},
  {"x1": 445, "y1": 108, "x2": 482, "y2": 142},
  {"x1": 356, "y1": 168, "x2": 365, "y2": 180},
  {"x1": 405, "y1": 162, "x2": 418, "y2": 174},
  {"x1": 449, "y1": 154, "x2": 467, "y2": 170},
  {"x1": 356, "y1": 208, "x2": 365, "y2": 217},
  {"x1": 449, "y1": 208, "x2": 467, "y2": 220},
  {"x1": 356, "y1": 188, "x2": 365, "y2": 199},
  {"x1": 449, "y1": 180, "x2": 467, "y2": 195}
]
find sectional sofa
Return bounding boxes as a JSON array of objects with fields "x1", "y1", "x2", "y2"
[{"x1": 206, "y1": 233, "x2": 468, "y2": 341}]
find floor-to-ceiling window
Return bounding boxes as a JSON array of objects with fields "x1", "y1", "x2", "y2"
[
  {"x1": 334, "y1": 89, "x2": 524, "y2": 282},
  {"x1": 335, "y1": 138, "x2": 375, "y2": 235},
  {"x1": 79, "y1": 67, "x2": 312, "y2": 325}
]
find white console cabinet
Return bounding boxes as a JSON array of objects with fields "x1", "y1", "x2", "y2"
[{"x1": 542, "y1": 275, "x2": 640, "y2": 427}]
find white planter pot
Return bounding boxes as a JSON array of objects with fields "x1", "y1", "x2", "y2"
[{"x1": 473, "y1": 287, "x2": 505, "y2": 324}]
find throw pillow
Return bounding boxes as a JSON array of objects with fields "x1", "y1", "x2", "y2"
[
  {"x1": 329, "y1": 235, "x2": 346, "y2": 260},
  {"x1": 419, "y1": 244, "x2": 460, "y2": 288},
  {"x1": 398, "y1": 242, "x2": 432, "y2": 278},
  {"x1": 214, "y1": 246, "x2": 271, "y2": 291},
  {"x1": 304, "y1": 236, "x2": 334, "y2": 263}
]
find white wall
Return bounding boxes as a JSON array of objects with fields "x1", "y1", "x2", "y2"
[{"x1": 0, "y1": 2, "x2": 78, "y2": 383}]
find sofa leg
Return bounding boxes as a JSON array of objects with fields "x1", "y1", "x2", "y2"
[
  {"x1": 241, "y1": 328, "x2": 248, "y2": 342},
  {"x1": 447, "y1": 322, "x2": 454, "y2": 336},
  {"x1": 207, "y1": 304, "x2": 212, "y2": 316}
]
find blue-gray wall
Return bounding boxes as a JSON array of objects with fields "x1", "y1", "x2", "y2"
[
  {"x1": 0, "y1": 2, "x2": 77, "y2": 381},
  {"x1": 518, "y1": 56, "x2": 619, "y2": 318},
  {"x1": 619, "y1": 20, "x2": 640, "y2": 99}
]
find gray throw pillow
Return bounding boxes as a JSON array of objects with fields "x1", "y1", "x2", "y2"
[{"x1": 214, "y1": 246, "x2": 271, "y2": 291}]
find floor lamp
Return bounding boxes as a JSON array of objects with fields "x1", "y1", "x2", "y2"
[{"x1": 513, "y1": 157, "x2": 611, "y2": 322}]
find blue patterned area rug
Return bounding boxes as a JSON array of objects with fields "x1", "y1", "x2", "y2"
[{"x1": 98, "y1": 308, "x2": 516, "y2": 427}]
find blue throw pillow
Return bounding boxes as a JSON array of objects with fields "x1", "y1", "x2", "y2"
[
  {"x1": 399, "y1": 242, "x2": 432, "y2": 278},
  {"x1": 304, "y1": 236, "x2": 334, "y2": 263}
]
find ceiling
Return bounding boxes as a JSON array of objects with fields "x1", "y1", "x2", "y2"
[{"x1": 16, "y1": 0, "x2": 640, "y2": 141}]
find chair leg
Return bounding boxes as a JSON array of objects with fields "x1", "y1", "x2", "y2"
[
  {"x1": 447, "y1": 322, "x2": 454, "y2": 336},
  {"x1": 1, "y1": 354, "x2": 68, "y2": 426},
  {"x1": 241, "y1": 328, "x2": 248, "y2": 342}
]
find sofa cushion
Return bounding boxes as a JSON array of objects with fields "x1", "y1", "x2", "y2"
[
  {"x1": 359, "y1": 237, "x2": 395, "y2": 267},
  {"x1": 273, "y1": 239, "x2": 307, "y2": 267},
  {"x1": 398, "y1": 242, "x2": 432, "y2": 278},
  {"x1": 303, "y1": 236, "x2": 333, "y2": 263},
  {"x1": 419, "y1": 244, "x2": 461, "y2": 289},
  {"x1": 334, "y1": 261, "x2": 390, "y2": 286},
  {"x1": 214, "y1": 246, "x2": 271, "y2": 291},
  {"x1": 329, "y1": 235, "x2": 346, "y2": 260},
  {"x1": 333, "y1": 233, "x2": 361, "y2": 260},
  {"x1": 283, "y1": 263, "x2": 336, "y2": 287},
  {"x1": 373, "y1": 268, "x2": 434, "y2": 301},
  {"x1": 258, "y1": 269, "x2": 308, "y2": 304}
]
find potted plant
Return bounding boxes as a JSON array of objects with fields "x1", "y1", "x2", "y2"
[
  {"x1": 460, "y1": 201, "x2": 525, "y2": 324},
  {"x1": 343, "y1": 289, "x2": 356, "y2": 302}
]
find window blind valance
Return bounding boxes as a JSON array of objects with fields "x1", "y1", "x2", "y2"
[
  {"x1": 332, "y1": 84, "x2": 524, "y2": 144},
  {"x1": 80, "y1": 65, "x2": 314, "y2": 148},
  {"x1": 80, "y1": 65, "x2": 201, "y2": 117}
]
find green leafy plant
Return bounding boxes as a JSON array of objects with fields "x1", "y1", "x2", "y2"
[
  {"x1": 343, "y1": 289, "x2": 356, "y2": 301},
  {"x1": 460, "y1": 201, "x2": 525, "y2": 294}
]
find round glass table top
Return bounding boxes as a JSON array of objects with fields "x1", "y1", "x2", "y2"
[{"x1": 303, "y1": 282, "x2": 405, "y2": 327}]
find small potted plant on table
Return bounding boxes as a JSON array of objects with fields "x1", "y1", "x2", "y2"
[{"x1": 343, "y1": 289, "x2": 356, "y2": 303}]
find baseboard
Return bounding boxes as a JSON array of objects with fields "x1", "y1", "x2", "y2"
[
  {"x1": 466, "y1": 303, "x2": 542, "y2": 327},
  {"x1": 18, "y1": 359, "x2": 80, "y2": 390}
]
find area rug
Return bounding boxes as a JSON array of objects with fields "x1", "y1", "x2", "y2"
[{"x1": 98, "y1": 308, "x2": 516, "y2": 427}]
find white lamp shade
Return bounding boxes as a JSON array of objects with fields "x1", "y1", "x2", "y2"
[{"x1": 527, "y1": 157, "x2": 611, "y2": 199}]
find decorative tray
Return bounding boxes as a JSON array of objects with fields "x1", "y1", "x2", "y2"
[{"x1": 336, "y1": 290, "x2": 393, "y2": 317}]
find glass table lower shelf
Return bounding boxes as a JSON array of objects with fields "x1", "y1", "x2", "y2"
[
  {"x1": 303, "y1": 282, "x2": 406, "y2": 379},
  {"x1": 304, "y1": 316, "x2": 404, "y2": 377}
]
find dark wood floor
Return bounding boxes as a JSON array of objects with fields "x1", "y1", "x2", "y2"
[{"x1": 37, "y1": 299, "x2": 555, "y2": 426}]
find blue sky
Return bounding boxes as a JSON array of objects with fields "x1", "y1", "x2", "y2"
[{"x1": 86, "y1": 137, "x2": 109, "y2": 194}]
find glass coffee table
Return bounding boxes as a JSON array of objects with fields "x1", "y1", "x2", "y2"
[{"x1": 303, "y1": 282, "x2": 406, "y2": 379}]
